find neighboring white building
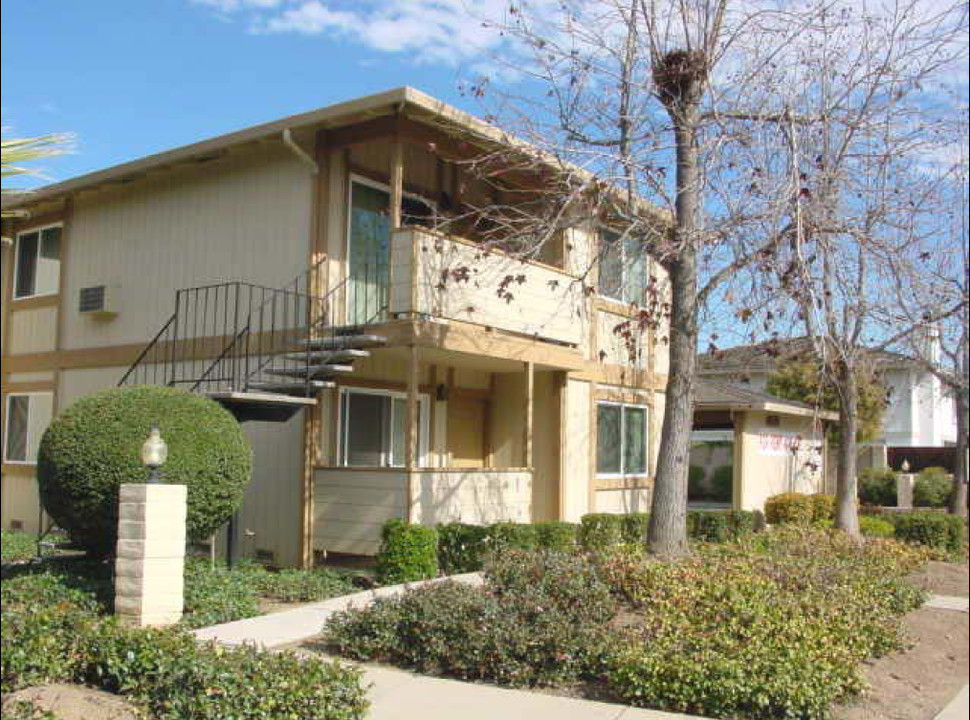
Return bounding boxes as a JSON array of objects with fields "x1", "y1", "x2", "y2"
[{"x1": 698, "y1": 338, "x2": 957, "y2": 469}]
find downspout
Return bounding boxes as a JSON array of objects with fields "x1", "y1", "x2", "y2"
[{"x1": 282, "y1": 128, "x2": 318, "y2": 174}]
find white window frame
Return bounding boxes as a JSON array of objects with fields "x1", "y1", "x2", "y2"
[
  {"x1": 3, "y1": 392, "x2": 53, "y2": 465},
  {"x1": 597, "y1": 226, "x2": 647, "y2": 306},
  {"x1": 337, "y1": 386, "x2": 431, "y2": 468},
  {"x1": 595, "y1": 400, "x2": 649, "y2": 479},
  {"x1": 14, "y1": 223, "x2": 63, "y2": 300}
]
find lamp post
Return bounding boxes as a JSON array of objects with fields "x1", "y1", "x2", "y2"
[{"x1": 140, "y1": 426, "x2": 168, "y2": 484}]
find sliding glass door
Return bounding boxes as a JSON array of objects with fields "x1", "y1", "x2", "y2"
[{"x1": 347, "y1": 179, "x2": 391, "y2": 325}]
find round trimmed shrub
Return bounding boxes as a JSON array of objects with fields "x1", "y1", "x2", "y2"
[{"x1": 37, "y1": 386, "x2": 252, "y2": 556}]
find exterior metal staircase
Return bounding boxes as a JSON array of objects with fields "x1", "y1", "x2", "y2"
[{"x1": 119, "y1": 258, "x2": 388, "y2": 422}]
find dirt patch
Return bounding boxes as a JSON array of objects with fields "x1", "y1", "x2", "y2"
[
  {"x1": 834, "y1": 605, "x2": 968, "y2": 720},
  {"x1": 906, "y1": 560, "x2": 969, "y2": 598},
  {"x1": 2, "y1": 684, "x2": 143, "y2": 720}
]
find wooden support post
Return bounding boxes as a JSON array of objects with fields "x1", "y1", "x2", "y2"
[
  {"x1": 389, "y1": 135, "x2": 404, "y2": 229},
  {"x1": 405, "y1": 345, "x2": 419, "y2": 521},
  {"x1": 524, "y1": 361, "x2": 534, "y2": 469}
]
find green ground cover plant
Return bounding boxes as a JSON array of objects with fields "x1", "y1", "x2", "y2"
[
  {"x1": 1, "y1": 531, "x2": 37, "y2": 563},
  {"x1": 327, "y1": 527, "x2": 929, "y2": 720},
  {"x1": 328, "y1": 549, "x2": 614, "y2": 687},
  {"x1": 1, "y1": 568, "x2": 368, "y2": 720},
  {"x1": 0, "y1": 554, "x2": 357, "y2": 631}
]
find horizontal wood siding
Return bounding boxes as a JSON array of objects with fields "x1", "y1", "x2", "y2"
[
  {"x1": 62, "y1": 144, "x2": 312, "y2": 351},
  {"x1": 390, "y1": 229, "x2": 584, "y2": 346},
  {"x1": 314, "y1": 469, "x2": 408, "y2": 555}
]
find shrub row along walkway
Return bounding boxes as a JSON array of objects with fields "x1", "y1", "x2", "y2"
[
  {"x1": 194, "y1": 572, "x2": 700, "y2": 720},
  {"x1": 195, "y1": 586, "x2": 969, "y2": 720}
]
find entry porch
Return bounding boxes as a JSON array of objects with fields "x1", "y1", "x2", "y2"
[{"x1": 311, "y1": 347, "x2": 568, "y2": 556}]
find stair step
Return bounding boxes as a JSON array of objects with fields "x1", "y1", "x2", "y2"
[
  {"x1": 206, "y1": 391, "x2": 317, "y2": 407},
  {"x1": 303, "y1": 334, "x2": 387, "y2": 350},
  {"x1": 265, "y1": 364, "x2": 355, "y2": 379},
  {"x1": 247, "y1": 380, "x2": 335, "y2": 395},
  {"x1": 284, "y1": 349, "x2": 371, "y2": 364}
]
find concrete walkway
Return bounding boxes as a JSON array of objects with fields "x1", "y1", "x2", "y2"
[
  {"x1": 193, "y1": 572, "x2": 482, "y2": 648},
  {"x1": 934, "y1": 685, "x2": 969, "y2": 720},
  {"x1": 348, "y1": 664, "x2": 695, "y2": 720},
  {"x1": 926, "y1": 595, "x2": 970, "y2": 613}
]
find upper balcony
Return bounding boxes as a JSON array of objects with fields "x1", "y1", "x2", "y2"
[{"x1": 386, "y1": 227, "x2": 585, "y2": 348}]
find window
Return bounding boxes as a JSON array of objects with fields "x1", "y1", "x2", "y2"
[
  {"x1": 598, "y1": 228, "x2": 647, "y2": 305},
  {"x1": 14, "y1": 225, "x2": 62, "y2": 299},
  {"x1": 3, "y1": 393, "x2": 54, "y2": 464},
  {"x1": 596, "y1": 401, "x2": 648, "y2": 476},
  {"x1": 338, "y1": 388, "x2": 428, "y2": 467}
]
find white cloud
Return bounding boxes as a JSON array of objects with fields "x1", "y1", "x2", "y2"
[{"x1": 192, "y1": 0, "x2": 518, "y2": 68}]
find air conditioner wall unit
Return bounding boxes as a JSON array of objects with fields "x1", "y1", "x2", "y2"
[{"x1": 79, "y1": 284, "x2": 120, "y2": 316}]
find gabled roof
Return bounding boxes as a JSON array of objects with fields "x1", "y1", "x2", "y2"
[
  {"x1": 698, "y1": 336, "x2": 921, "y2": 375},
  {"x1": 696, "y1": 379, "x2": 838, "y2": 421},
  {"x1": 1, "y1": 88, "x2": 475, "y2": 212},
  {"x1": 2, "y1": 86, "x2": 671, "y2": 229}
]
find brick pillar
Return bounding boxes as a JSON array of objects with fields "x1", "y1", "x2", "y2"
[
  {"x1": 114, "y1": 484, "x2": 186, "y2": 627},
  {"x1": 896, "y1": 473, "x2": 915, "y2": 509}
]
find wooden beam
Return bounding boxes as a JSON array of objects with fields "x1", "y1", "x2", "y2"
[
  {"x1": 523, "y1": 361, "x2": 534, "y2": 468},
  {"x1": 389, "y1": 134, "x2": 404, "y2": 229},
  {"x1": 405, "y1": 345, "x2": 420, "y2": 519}
]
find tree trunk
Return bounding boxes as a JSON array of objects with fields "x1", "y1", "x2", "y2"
[
  {"x1": 648, "y1": 102, "x2": 700, "y2": 558},
  {"x1": 949, "y1": 388, "x2": 968, "y2": 517},
  {"x1": 834, "y1": 362, "x2": 861, "y2": 537}
]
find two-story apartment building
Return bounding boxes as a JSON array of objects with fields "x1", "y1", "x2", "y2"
[{"x1": 1, "y1": 88, "x2": 670, "y2": 568}]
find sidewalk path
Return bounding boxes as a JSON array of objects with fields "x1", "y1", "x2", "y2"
[
  {"x1": 926, "y1": 595, "x2": 970, "y2": 613},
  {"x1": 193, "y1": 572, "x2": 482, "y2": 648},
  {"x1": 934, "y1": 685, "x2": 968, "y2": 720}
]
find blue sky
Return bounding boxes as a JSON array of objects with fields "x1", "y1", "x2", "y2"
[{"x1": 1, "y1": 1, "x2": 491, "y2": 189}]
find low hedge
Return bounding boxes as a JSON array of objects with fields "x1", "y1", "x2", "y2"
[
  {"x1": 534, "y1": 521, "x2": 579, "y2": 551},
  {"x1": 1, "y1": 571, "x2": 368, "y2": 719},
  {"x1": 578, "y1": 514, "x2": 626, "y2": 551},
  {"x1": 913, "y1": 468, "x2": 953, "y2": 508},
  {"x1": 376, "y1": 520, "x2": 438, "y2": 584},
  {"x1": 764, "y1": 492, "x2": 816, "y2": 525},
  {"x1": 488, "y1": 522, "x2": 539, "y2": 551},
  {"x1": 891, "y1": 512, "x2": 964, "y2": 552},
  {"x1": 858, "y1": 468, "x2": 898, "y2": 506},
  {"x1": 436, "y1": 523, "x2": 490, "y2": 574},
  {"x1": 687, "y1": 510, "x2": 764, "y2": 542},
  {"x1": 859, "y1": 515, "x2": 896, "y2": 538}
]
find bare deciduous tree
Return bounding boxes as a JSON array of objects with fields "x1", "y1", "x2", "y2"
[{"x1": 441, "y1": 0, "x2": 965, "y2": 550}]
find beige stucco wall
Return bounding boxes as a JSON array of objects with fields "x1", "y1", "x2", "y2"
[
  {"x1": 736, "y1": 411, "x2": 826, "y2": 513},
  {"x1": 561, "y1": 378, "x2": 592, "y2": 521},
  {"x1": 411, "y1": 469, "x2": 532, "y2": 526},
  {"x1": 595, "y1": 487, "x2": 652, "y2": 513}
]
